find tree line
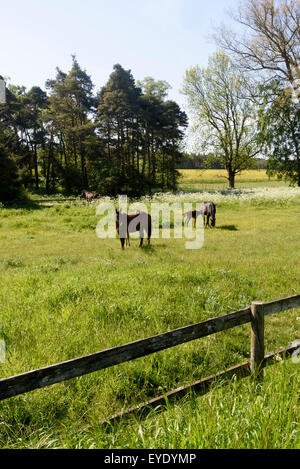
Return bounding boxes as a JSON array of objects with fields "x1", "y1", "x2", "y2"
[
  {"x1": 0, "y1": 61, "x2": 187, "y2": 200},
  {"x1": 183, "y1": 0, "x2": 299, "y2": 188},
  {"x1": 1, "y1": 0, "x2": 299, "y2": 200}
]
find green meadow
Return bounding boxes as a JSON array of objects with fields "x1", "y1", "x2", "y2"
[
  {"x1": 0, "y1": 186, "x2": 299, "y2": 448},
  {"x1": 178, "y1": 169, "x2": 289, "y2": 191}
]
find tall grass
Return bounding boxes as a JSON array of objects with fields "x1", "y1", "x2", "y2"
[
  {"x1": 178, "y1": 169, "x2": 290, "y2": 191},
  {"x1": 0, "y1": 187, "x2": 299, "y2": 448},
  {"x1": 113, "y1": 360, "x2": 299, "y2": 450}
]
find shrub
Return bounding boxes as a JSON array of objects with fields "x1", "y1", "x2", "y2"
[{"x1": 0, "y1": 144, "x2": 24, "y2": 201}]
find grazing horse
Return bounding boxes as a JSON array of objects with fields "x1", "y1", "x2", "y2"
[
  {"x1": 202, "y1": 201, "x2": 216, "y2": 227},
  {"x1": 184, "y1": 202, "x2": 216, "y2": 228},
  {"x1": 115, "y1": 209, "x2": 152, "y2": 249},
  {"x1": 184, "y1": 210, "x2": 204, "y2": 228},
  {"x1": 81, "y1": 190, "x2": 100, "y2": 202}
]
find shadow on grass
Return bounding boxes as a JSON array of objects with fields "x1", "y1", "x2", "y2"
[
  {"x1": 135, "y1": 243, "x2": 157, "y2": 253},
  {"x1": 175, "y1": 188, "x2": 255, "y2": 196},
  {"x1": 120, "y1": 243, "x2": 167, "y2": 253},
  {"x1": 216, "y1": 224, "x2": 238, "y2": 231},
  {"x1": 1, "y1": 200, "x2": 43, "y2": 211}
]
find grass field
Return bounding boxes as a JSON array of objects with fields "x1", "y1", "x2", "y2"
[
  {"x1": 0, "y1": 184, "x2": 299, "y2": 449},
  {"x1": 178, "y1": 169, "x2": 289, "y2": 191}
]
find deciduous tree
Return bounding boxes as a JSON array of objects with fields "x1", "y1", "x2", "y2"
[
  {"x1": 258, "y1": 80, "x2": 300, "y2": 185},
  {"x1": 182, "y1": 51, "x2": 259, "y2": 188},
  {"x1": 215, "y1": 0, "x2": 300, "y2": 100}
]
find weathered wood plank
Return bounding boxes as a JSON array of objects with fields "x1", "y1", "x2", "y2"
[
  {"x1": 0, "y1": 307, "x2": 251, "y2": 401},
  {"x1": 250, "y1": 302, "x2": 265, "y2": 379},
  {"x1": 262, "y1": 294, "x2": 300, "y2": 317},
  {"x1": 102, "y1": 361, "x2": 251, "y2": 424},
  {"x1": 102, "y1": 342, "x2": 299, "y2": 423},
  {"x1": 1, "y1": 294, "x2": 298, "y2": 402}
]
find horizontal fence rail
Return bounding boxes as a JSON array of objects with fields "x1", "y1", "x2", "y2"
[
  {"x1": 0, "y1": 294, "x2": 299, "y2": 402},
  {"x1": 262, "y1": 295, "x2": 300, "y2": 317},
  {"x1": 104, "y1": 343, "x2": 299, "y2": 423},
  {"x1": 0, "y1": 308, "x2": 251, "y2": 400}
]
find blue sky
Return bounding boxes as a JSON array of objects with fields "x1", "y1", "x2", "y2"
[{"x1": 1, "y1": 0, "x2": 239, "y2": 108}]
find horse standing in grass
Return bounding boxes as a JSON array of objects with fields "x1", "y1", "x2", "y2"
[
  {"x1": 184, "y1": 201, "x2": 216, "y2": 228},
  {"x1": 81, "y1": 190, "x2": 100, "y2": 202},
  {"x1": 202, "y1": 201, "x2": 216, "y2": 227},
  {"x1": 115, "y1": 209, "x2": 152, "y2": 249},
  {"x1": 184, "y1": 210, "x2": 203, "y2": 228}
]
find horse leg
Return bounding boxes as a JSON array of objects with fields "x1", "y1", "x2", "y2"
[
  {"x1": 139, "y1": 231, "x2": 144, "y2": 247},
  {"x1": 125, "y1": 230, "x2": 130, "y2": 247},
  {"x1": 147, "y1": 217, "x2": 151, "y2": 246},
  {"x1": 120, "y1": 238, "x2": 125, "y2": 249}
]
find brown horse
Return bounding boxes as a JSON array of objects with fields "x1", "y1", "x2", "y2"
[
  {"x1": 115, "y1": 209, "x2": 152, "y2": 249},
  {"x1": 202, "y1": 201, "x2": 216, "y2": 227},
  {"x1": 184, "y1": 210, "x2": 203, "y2": 228},
  {"x1": 81, "y1": 190, "x2": 100, "y2": 202},
  {"x1": 184, "y1": 202, "x2": 216, "y2": 228}
]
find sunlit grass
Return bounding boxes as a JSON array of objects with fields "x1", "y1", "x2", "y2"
[
  {"x1": 0, "y1": 190, "x2": 299, "y2": 448},
  {"x1": 178, "y1": 169, "x2": 289, "y2": 191},
  {"x1": 180, "y1": 169, "x2": 273, "y2": 181}
]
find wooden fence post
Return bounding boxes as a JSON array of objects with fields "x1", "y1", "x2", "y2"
[{"x1": 250, "y1": 302, "x2": 265, "y2": 380}]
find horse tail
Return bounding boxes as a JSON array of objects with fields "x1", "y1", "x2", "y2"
[
  {"x1": 211, "y1": 203, "x2": 216, "y2": 226},
  {"x1": 147, "y1": 215, "x2": 152, "y2": 240}
]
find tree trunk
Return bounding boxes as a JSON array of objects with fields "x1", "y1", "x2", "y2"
[
  {"x1": 80, "y1": 140, "x2": 88, "y2": 189},
  {"x1": 33, "y1": 142, "x2": 39, "y2": 190},
  {"x1": 73, "y1": 138, "x2": 78, "y2": 166},
  {"x1": 228, "y1": 170, "x2": 235, "y2": 189},
  {"x1": 46, "y1": 132, "x2": 54, "y2": 193},
  {"x1": 151, "y1": 133, "x2": 156, "y2": 185},
  {"x1": 172, "y1": 140, "x2": 176, "y2": 193},
  {"x1": 142, "y1": 128, "x2": 147, "y2": 176},
  {"x1": 161, "y1": 153, "x2": 165, "y2": 190},
  {"x1": 60, "y1": 133, "x2": 67, "y2": 166}
]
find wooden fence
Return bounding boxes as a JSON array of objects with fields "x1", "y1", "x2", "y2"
[{"x1": 0, "y1": 294, "x2": 299, "y2": 418}]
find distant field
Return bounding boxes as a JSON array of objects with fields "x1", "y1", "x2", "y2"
[{"x1": 178, "y1": 169, "x2": 288, "y2": 191}]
